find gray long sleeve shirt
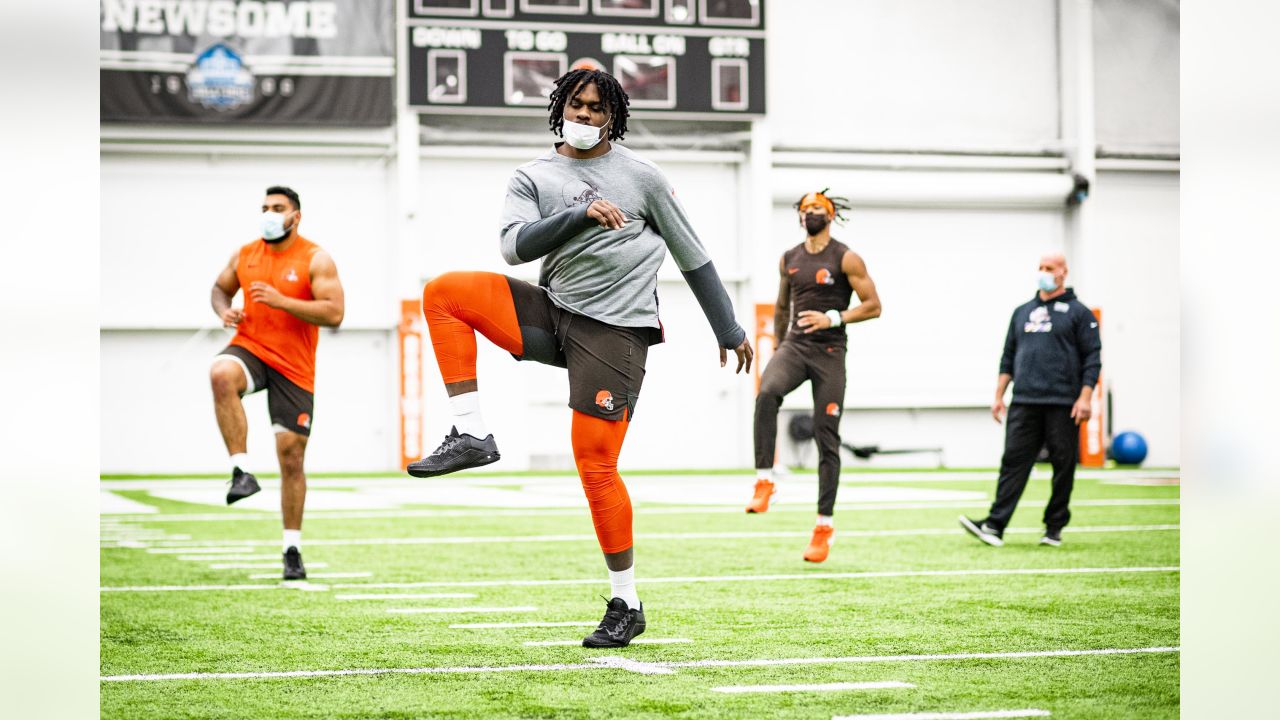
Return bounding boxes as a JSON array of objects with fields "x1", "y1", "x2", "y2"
[{"x1": 499, "y1": 143, "x2": 746, "y2": 349}]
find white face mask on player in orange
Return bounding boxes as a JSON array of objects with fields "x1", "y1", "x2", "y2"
[{"x1": 261, "y1": 211, "x2": 292, "y2": 242}]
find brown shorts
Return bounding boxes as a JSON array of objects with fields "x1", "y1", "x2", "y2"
[
  {"x1": 215, "y1": 345, "x2": 314, "y2": 436},
  {"x1": 506, "y1": 277, "x2": 650, "y2": 422}
]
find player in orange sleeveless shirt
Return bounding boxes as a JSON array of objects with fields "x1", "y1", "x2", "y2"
[{"x1": 209, "y1": 186, "x2": 345, "y2": 580}]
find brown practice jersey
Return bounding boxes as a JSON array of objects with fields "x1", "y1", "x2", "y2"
[{"x1": 782, "y1": 238, "x2": 854, "y2": 347}]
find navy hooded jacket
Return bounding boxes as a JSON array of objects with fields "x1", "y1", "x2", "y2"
[{"x1": 999, "y1": 288, "x2": 1102, "y2": 406}]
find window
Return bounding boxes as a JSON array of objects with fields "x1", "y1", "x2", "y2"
[
  {"x1": 711, "y1": 58, "x2": 746, "y2": 110},
  {"x1": 593, "y1": 0, "x2": 659, "y2": 18},
  {"x1": 700, "y1": 0, "x2": 758, "y2": 26},
  {"x1": 427, "y1": 50, "x2": 467, "y2": 103},
  {"x1": 415, "y1": 0, "x2": 479, "y2": 17},
  {"x1": 505, "y1": 52, "x2": 568, "y2": 105},
  {"x1": 520, "y1": 0, "x2": 588, "y2": 14},
  {"x1": 614, "y1": 55, "x2": 675, "y2": 109}
]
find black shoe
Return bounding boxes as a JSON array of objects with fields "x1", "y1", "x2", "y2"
[
  {"x1": 1040, "y1": 528, "x2": 1063, "y2": 547},
  {"x1": 283, "y1": 547, "x2": 306, "y2": 580},
  {"x1": 226, "y1": 468, "x2": 261, "y2": 505},
  {"x1": 959, "y1": 515, "x2": 1005, "y2": 547},
  {"x1": 406, "y1": 427, "x2": 500, "y2": 478},
  {"x1": 582, "y1": 597, "x2": 646, "y2": 648}
]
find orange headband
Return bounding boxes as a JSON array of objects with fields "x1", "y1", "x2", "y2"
[{"x1": 799, "y1": 192, "x2": 835, "y2": 216}]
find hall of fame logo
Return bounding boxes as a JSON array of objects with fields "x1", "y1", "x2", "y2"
[{"x1": 186, "y1": 43, "x2": 255, "y2": 110}]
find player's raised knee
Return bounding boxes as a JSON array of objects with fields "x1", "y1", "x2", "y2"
[{"x1": 210, "y1": 360, "x2": 245, "y2": 396}]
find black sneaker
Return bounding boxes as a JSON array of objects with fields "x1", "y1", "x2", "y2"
[
  {"x1": 959, "y1": 515, "x2": 1005, "y2": 547},
  {"x1": 226, "y1": 468, "x2": 261, "y2": 505},
  {"x1": 406, "y1": 427, "x2": 500, "y2": 478},
  {"x1": 283, "y1": 547, "x2": 306, "y2": 580},
  {"x1": 582, "y1": 597, "x2": 646, "y2": 648},
  {"x1": 1040, "y1": 528, "x2": 1063, "y2": 547}
]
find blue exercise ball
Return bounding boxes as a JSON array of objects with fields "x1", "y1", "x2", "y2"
[{"x1": 1111, "y1": 431, "x2": 1148, "y2": 465}]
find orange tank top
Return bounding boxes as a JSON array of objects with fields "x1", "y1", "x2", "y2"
[{"x1": 229, "y1": 236, "x2": 321, "y2": 392}]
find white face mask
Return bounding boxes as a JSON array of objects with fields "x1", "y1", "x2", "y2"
[
  {"x1": 1037, "y1": 270, "x2": 1059, "y2": 292},
  {"x1": 261, "y1": 211, "x2": 289, "y2": 242},
  {"x1": 562, "y1": 118, "x2": 608, "y2": 151}
]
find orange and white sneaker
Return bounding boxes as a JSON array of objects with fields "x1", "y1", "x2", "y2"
[
  {"x1": 745, "y1": 479, "x2": 776, "y2": 513},
  {"x1": 803, "y1": 525, "x2": 835, "y2": 562}
]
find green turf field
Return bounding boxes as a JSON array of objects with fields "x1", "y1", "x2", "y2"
[{"x1": 100, "y1": 469, "x2": 1179, "y2": 719}]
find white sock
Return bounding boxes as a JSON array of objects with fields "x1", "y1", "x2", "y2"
[
  {"x1": 608, "y1": 566, "x2": 640, "y2": 609},
  {"x1": 230, "y1": 453, "x2": 251, "y2": 474},
  {"x1": 283, "y1": 529, "x2": 302, "y2": 552},
  {"x1": 449, "y1": 391, "x2": 488, "y2": 438},
  {"x1": 757, "y1": 468, "x2": 773, "y2": 483},
  {"x1": 816, "y1": 515, "x2": 833, "y2": 527}
]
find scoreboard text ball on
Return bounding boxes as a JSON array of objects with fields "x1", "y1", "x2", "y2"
[{"x1": 407, "y1": 0, "x2": 766, "y2": 118}]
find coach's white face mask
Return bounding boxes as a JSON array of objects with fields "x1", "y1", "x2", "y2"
[
  {"x1": 562, "y1": 118, "x2": 608, "y2": 151},
  {"x1": 261, "y1": 211, "x2": 288, "y2": 242}
]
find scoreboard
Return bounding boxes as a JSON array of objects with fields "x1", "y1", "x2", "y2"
[{"x1": 405, "y1": 0, "x2": 765, "y2": 118}]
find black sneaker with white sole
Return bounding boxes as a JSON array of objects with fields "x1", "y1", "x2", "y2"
[
  {"x1": 959, "y1": 515, "x2": 1005, "y2": 547},
  {"x1": 283, "y1": 546, "x2": 306, "y2": 580},
  {"x1": 406, "y1": 427, "x2": 500, "y2": 478},
  {"x1": 582, "y1": 597, "x2": 646, "y2": 648},
  {"x1": 226, "y1": 467, "x2": 261, "y2": 505},
  {"x1": 1040, "y1": 528, "x2": 1062, "y2": 547}
]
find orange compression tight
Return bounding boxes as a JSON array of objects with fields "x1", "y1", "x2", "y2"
[
  {"x1": 420, "y1": 271, "x2": 523, "y2": 384},
  {"x1": 571, "y1": 410, "x2": 633, "y2": 554}
]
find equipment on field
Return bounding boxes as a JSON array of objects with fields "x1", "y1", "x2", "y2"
[
  {"x1": 787, "y1": 414, "x2": 944, "y2": 467},
  {"x1": 1110, "y1": 431, "x2": 1148, "y2": 465}
]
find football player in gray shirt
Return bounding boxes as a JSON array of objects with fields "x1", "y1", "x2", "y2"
[{"x1": 407, "y1": 68, "x2": 753, "y2": 647}]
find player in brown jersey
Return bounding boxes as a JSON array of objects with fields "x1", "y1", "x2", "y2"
[{"x1": 746, "y1": 190, "x2": 881, "y2": 563}]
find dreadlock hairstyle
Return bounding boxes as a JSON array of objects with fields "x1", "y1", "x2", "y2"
[
  {"x1": 793, "y1": 187, "x2": 853, "y2": 226},
  {"x1": 547, "y1": 68, "x2": 630, "y2": 142}
]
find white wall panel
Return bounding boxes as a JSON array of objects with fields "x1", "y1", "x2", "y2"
[
  {"x1": 762, "y1": 204, "x2": 1065, "y2": 409},
  {"x1": 1093, "y1": 0, "x2": 1180, "y2": 150},
  {"x1": 768, "y1": 0, "x2": 1060, "y2": 150},
  {"x1": 101, "y1": 329, "x2": 395, "y2": 473},
  {"x1": 1083, "y1": 170, "x2": 1180, "y2": 465},
  {"x1": 100, "y1": 153, "x2": 396, "y2": 329}
]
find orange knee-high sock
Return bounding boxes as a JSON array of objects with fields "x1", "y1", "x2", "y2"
[
  {"x1": 421, "y1": 272, "x2": 523, "y2": 384},
  {"x1": 571, "y1": 410, "x2": 633, "y2": 554}
]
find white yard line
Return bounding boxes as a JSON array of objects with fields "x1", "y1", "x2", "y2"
[
  {"x1": 96, "y1": 497, "x2": 1180, "y2": 525},
  {"x1": 329, "y1": 566, "x2": 1179, "y2": 590},
  {"x1": 833, "y1": 711, "x2": 1050, "y2": 720},
  {"x1": 145, "y1": 547, "x2": 256, "y2": 555},
  {"x1": 177, "y1": 555, "x2": 268, "y2": 562},
  {"x1": 711, "y1": 680, "x2": 914, "y2": 694},
  {"x1": 336, "y1": 593, "x2": 477, "y2": 600},
  {"x1": 101, "y1": 584, "x2": 281, "y2": 592},
  {"x1": 100, "y1": 566, "x2": 1179, "y2": 593},
  {"x1": 208, "y1": 562, "x2": 329, "y2": 570},
  {"x1": 99, "y1": 646, "x2": 1178, "y2": 682},
  {"x1": 107, "y1": 524, "x2": 1179, "y2": 550},
  {"x1": 523, "y1": 638, "x2": 692, "y2": 647},
  {"x1": 452, "y1": 621, "x2": 598, "y2": 629},
  {"x1": 248, "y1": 572, "x2": 371, "y2": 580},
  {"x1": 386, "y1": 606, "x2": 537, "y2": 615}
]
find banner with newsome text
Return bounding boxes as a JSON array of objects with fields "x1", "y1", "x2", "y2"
[{"x1": 101, "y1": 0, "x2": 394, "y2": 125}]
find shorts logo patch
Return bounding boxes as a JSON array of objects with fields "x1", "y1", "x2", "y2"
[
  {"x1": 788, "y1": 267, "x2": 799, "y2": 275},
  {"x1": 595, "y1": 390, "x2": 615, "y2": 412},
  {"x1": 825, "y1": 402, "x2": 840, "y2": 417},
  {"x1": 297, "y1": 412, "x2": 311, "y2": 429},
  {"x1": 816, "y1": 268, "x2": 835, "y2": 285}
]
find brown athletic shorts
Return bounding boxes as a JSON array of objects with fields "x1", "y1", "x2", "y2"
[
  {"x1": 505, "y1": 277, "x2": 651, "y2": 422},
  {"x1": 215, "y1": 345, "x2": 315, "y2": 436}
]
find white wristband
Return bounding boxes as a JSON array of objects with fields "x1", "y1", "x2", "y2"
[{"x1": 825, "y1": 309, "x2": 843, "y2": 328}]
